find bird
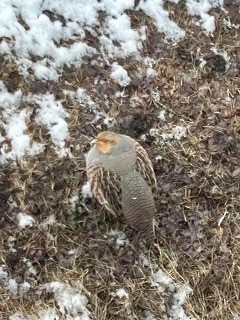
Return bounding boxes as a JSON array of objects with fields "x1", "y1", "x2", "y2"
[{"x1": 86, "y1": 131, "x2": 157, "y2": 239}]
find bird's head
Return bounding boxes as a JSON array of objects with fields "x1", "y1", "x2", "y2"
[{"x1": 91, "y1": 131, "x2": 120, "y2": 154}]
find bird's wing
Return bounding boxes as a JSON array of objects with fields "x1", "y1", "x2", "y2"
[
  {"x1": 87, "y1": 164, "x2": 122, "y2": 216},
  {"x1": 133, "y1": 140, "x2": 157, "y2": 193}
]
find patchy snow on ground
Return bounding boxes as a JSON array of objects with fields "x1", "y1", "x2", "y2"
[
  {"x1": 140, "y1": 255, "x2": 194, "y2": 320},
  {"x1": 16, "y1": 212, "x2": 36, "y2": 228},
  {"x1": 106, "y1": 229, "x2": 129, "y2": 249},
  {"x1": 0, "y1": 1, "x2": 233, "y2": 319},
  {"x1": 186, "y1": 0, "x2": 224, "y2": 33},
  {"x1": 7, "y1": 278, "x2": 92, "y2": 320},
  {"x1": 0, "y1": 82, "x2": 43, "y2": 163},
  {"x1": 138, "y1": 0, "x2": 185, "y2": 41},
  {"x1": 0, "y1": 0, "x2": 225, "y2": 163},
  {"x1": 149, "y1": 125, "x2": 187, "y2": 143},
  {"x1": 40, "y1": 281, "x2": 91, "y2": 319},
  {"x1": 110, "y1": 62, "x2": 131, "y2": 87},
  {"x1": 112, "y1": 288, "x2": 129, "y2": 299},
  {"x1": 81, "y1": 181, "x2": 92, "y2": 200},
  {"x1": 0, "y1": 265, "x2": 31, "y2": 297},
  {"x1": 65, "y1": 88, "x2": 116, "y2": 127},
  {"x1": 31, "y1": 93, "x2": 69, "y2": 154}
]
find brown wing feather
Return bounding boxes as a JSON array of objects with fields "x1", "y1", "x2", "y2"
[
  {"x1": 133, "y1": 141, "x2": 157, "y2": 193},
  {"x1": 87, "y1": 164, "x2": 122, "y2": 217}
]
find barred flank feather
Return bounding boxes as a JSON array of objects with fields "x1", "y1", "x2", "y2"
[
  {"x1": 133, "y1": 140, "x2": 157, "y2": 193},
  {"x1": 87, "y1": 164, "x2": 122, "y2": 218}
]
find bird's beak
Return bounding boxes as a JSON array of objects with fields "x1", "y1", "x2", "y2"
[{"x1": 90, "y1": 138, "x2": 97, "y2": 145}]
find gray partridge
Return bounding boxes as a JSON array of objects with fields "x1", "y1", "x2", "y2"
[{"x1": 86, "y1": 131, "x2": 157, "y2": 238}]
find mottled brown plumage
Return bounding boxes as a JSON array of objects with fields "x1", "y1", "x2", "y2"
[{"x1": 86, "y1": 131, "x2": 157, "y2": 238}]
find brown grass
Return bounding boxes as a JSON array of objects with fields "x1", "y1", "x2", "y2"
[{"x1": 0, "y1": 2, "x2": 240, "y2": 319}]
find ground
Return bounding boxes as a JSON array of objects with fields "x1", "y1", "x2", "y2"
[{"x1": 0, "y1": 1, "x2": 240, "y2": 320}]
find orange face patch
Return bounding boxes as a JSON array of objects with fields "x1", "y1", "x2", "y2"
[
  {"x1": 95, "y1": 132, "x2": 120, "y2": 154},
  {"x1": 96, "y1": 140, "x2": 113, "y2": 153}
]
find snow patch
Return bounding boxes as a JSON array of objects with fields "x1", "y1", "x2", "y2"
[
  {"x1": 139, "y1": 254, "x2": 194, "y2": 319},
  {"x1": 0, "y1": 266, "x2": 31, "y2": 297},
  {"x1": 138, "y1": 0, "x2": 185, "y2": 41},
  {"x1": 17, "y1": 212, "x2": 36, "y2": 228},
  {"x1": 110, "y1": 62, "x2": 131, "y2": 87},
  {"x1": 68, "y1": 194, "x2": 80, "y2": 211},
  {"x1": 107, "y1": 230, "x2": 129, "y2": 249},
  {"x1": 158, "y1": 110, "x2": 166, "y2": 121},
  {"x1": 0, "y1": 82, "x2": 43, "y2": 163},
  {"x1": 105, "y1": 13, "x2": 142, "y2": 56},
  {"x1": 150, "y1": 125, "x2": 187, "y2": 142},
  {"x1": 31, "y1": 94, "x2": 69, "y2": 154},
  {"x1": 186, "y1": 0, "x2": 224, "y2": 33},
  {"x1": 81, "y1": 181, "x2": 92, "y2": 200},
  {"x1": 40, "y1": 281, "x2": 91, "y2": 319},
  {"x1": 114, "y1": 288, "x2": 129, "y2": 299}
]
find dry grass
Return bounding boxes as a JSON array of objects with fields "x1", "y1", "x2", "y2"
[{"x1": 0, "y1": 2, "x2": 240, "y2": 319}]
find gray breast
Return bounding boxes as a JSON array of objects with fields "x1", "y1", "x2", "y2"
[{"x1": 86, "y1": 138, "x2": 136, "y2": 176}]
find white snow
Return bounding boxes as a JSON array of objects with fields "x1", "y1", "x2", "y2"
[
  {"x1": 0, "y1": 266, "x2": 31, "y2": 297},
  {"x1": 186, "y1": 0, "x2": 224, "y2": 33},
  {"x1": 158, "y1": 110, "x2": 166, "y2": 122},
  {"x1": 107, "y1": 230, "x2": 129, "y2": 249},
  {"x1": 81, "y1": 181, "x2": 93, "y2": 200},
  {"x1": 9, "y1": 314, "x2": 26, "y2": 320},
  {"x1": 23, "y1": 258, "x2": 37, "y2": 277},
  {"x1": 32, "y1": 94, "x2": 69, "y2": 149},
  {"x1": 138, "y1": 0, "x2": 185, "y2": 42},
  {"x1": 140, "y1": 255, "x2": 195, "y2": 320},
  {"x1": 40, "y1": 214, "x2": 57, "y2": 228},
  {"x1": 151, "y1": 269, "x2": 174, "y2": 289},
  {"x1": 114, "y1": 288, "x2": 129, "y2": 299},
  {"x1": 17, "y1": 212, "x2": 36, "y2": 228},
  {"x1": 146, "y1": 67, "x2": 157, "y2": 77},
  {"x1": 0, "y1": 266, "x2": 9, "y2": 285},
  {"x1": 9, "y1": 308, "x2": 60, "y2": 320},
  {"x1": 0, "y1": 1, "x2": 97, "y2": 80},
  {"x1": 0, "y1": 0, "x2": 224, "y2": 163},
  {"x1": 144, "y1": 57, "x2": 157, "y2": 77},
  {"x1": 169, "y1": 284, "x2": 194, "y2": 320},
  {"x1": 0, "y1": 82, "x2": 43, "y2": 163},
  {"x1": 110, "y1": 62, "x2": 131, "y2": 87},
  {"x1": 68, "y1": 194, "x2": 80, "y2": 212},
  {"x1": 0, "y1": 1, "x2": 230, "y2": 319},
  {"x1": 149, "y1": 125, "x2": 187, "y2": 142},
  {"x1": 139, "y1": 254, "x2": 152, "y2": 267},
  {"x1": 7, "y1": 236, "x2": 17, "y2": 253},
  {"x1": 161, "y1": 125, "x2": 187, "y2": 141},
  {"x1": 103, "y1": 116, "x2": 117, "y2": 128},
  {"x1": 40, "y1": 281, "x2": 91, "y2": 319},
  {"x1": 105, "y1": 13, "x2": 142, "y2": 56},
  {"x1": 168, "y1": 125, "x2": 187, "y2": 141},
  {"x1": 75, "y1": 88, "x2": 98, "y2": 111}
]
